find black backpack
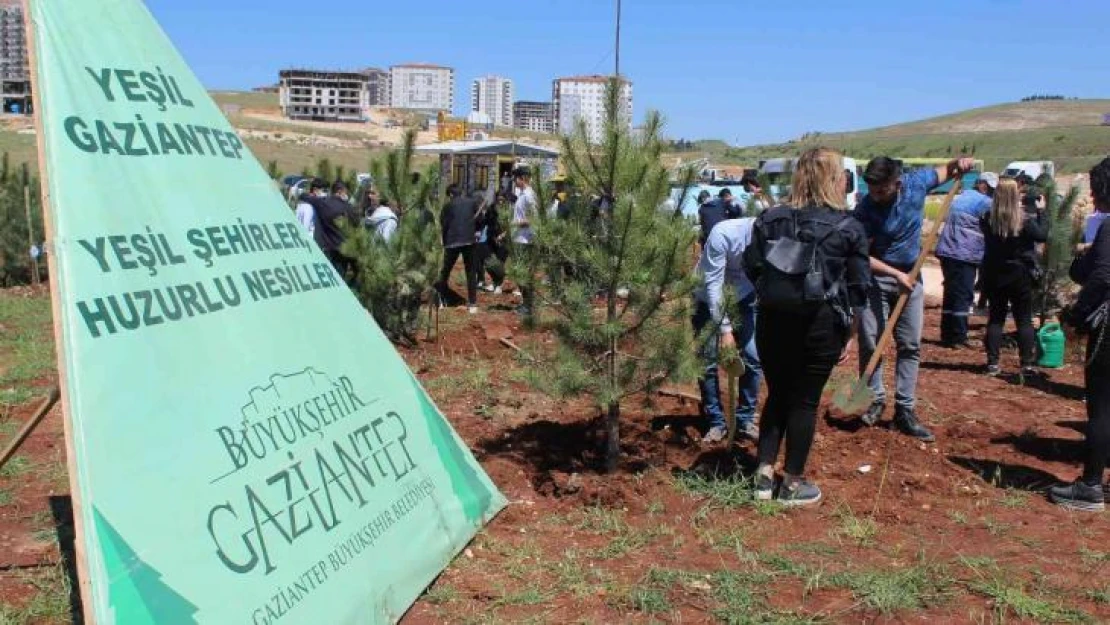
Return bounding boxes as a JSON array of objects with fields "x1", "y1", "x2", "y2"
[{"x1": 756, "y1": 212, "x2": 851, "y2": 311}]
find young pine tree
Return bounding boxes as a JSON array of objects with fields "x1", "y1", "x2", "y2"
[
  {"x1": 524, "y1": 79, "x2": 700, "y2": 472},
  {"x1": 315, "y1": 157, "x2": 334, "y2": 185},
  {"x1": 0, "y1": 158, "x2": 43, "y2": 286},
  {"x1": 1037, "y1": 181, "x2": 1081, "y2": 323},
  {"x1": 341, "y1": 130, "x2": 441, "y2": 346}
]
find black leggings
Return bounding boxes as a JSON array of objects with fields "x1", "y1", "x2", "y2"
[
  {"x1": 476, "y1": 242, "x2": 506, "y2": 286},
  {"x1": 1083, "y1": 331, "x2": 1110, "y2": 485},
  {"x1": 984, "y1": 276, "x2": 1035, "y2": 366},
  {"x1": 438, "y1": 245, "x2": 477, "y2": 306},
  {"x1": 756, "y1": 304, "x2": 845, "y2": 476}
]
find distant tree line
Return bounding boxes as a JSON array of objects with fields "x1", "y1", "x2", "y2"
[{"x1": 1021, "y1": 95, "x2": 1074, "y2": 102}]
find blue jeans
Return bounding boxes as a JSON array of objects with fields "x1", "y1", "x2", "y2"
[
  {"x1": 692, "y1": 295, "x2": 763, "y2": 429},
  {"x1": 858, "y1": 275, "x2": 924, "y2": 412}
]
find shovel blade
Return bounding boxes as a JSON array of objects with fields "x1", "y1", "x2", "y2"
[{"x1": 831, "y1": 378, "x2": 876, "y2": 417}]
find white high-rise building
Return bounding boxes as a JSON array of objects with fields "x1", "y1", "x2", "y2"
[
  {"x1": 552, "y1": 75, "x2": 632, "y2": 143},
  {"x1": 389, "y1": 63, "x2": 454, "y2": 111},
  {"x1": 470, "y1": 75, "x2": 514, "y2": 127}
]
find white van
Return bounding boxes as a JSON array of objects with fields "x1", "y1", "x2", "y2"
[
  {"x1": 759, "y1": 156, "x2": 863, "y2": 209},
  {"x1": 1003, "y1": 161, "x2": 1055, "y2": 181}
]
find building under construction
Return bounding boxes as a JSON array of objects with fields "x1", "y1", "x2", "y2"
[
  {"x1": 0, "y1": 2, "x2": 30, "y2": 115},
  {"x1": 278, "y1": 69, "x2": 370, "y2": 123}
]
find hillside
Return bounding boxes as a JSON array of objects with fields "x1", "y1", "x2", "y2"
[{"x1": 676, "y1": 99, "x2": 1110, "y2": 174}]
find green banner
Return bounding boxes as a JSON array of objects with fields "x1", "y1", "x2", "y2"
[{"x1": 28, "y1": 0, "x2": 505, "y2": 623}]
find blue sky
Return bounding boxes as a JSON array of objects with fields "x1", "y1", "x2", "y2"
[{"x1": 147, "y1": 0, "x2": 1110, "y2": 145}]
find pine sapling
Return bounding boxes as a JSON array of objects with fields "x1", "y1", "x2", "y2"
[{"x1": 523, "y1": 79, "x2": 700, "y2": 472}]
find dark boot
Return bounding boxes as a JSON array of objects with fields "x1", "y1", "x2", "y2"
[{"x1": 894, "y1": 407, "x2": 935, "y2": 443}]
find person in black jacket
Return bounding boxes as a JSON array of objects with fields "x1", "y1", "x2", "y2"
[
  {"x1": 1050, "y1": 157, "x2": 1110, "y2": 512},
  {"x1": 437, "y1": 184, "x2": 479, "y2": 313},
  {"x1": 302, "y1": 181, "x2": 359, "y2": 281},
  {"x1": 698, "y1": 188, "x2": 741, "y2": 245},
  {"x1": 978, "y1": 178, "x2": 1047, "y2": 377},
  {"x1": 474, "y1": 192, "x2": 506, "y2": 293},
  {"x1": 743, "y1": 147, "x2": 871, "y2": 507}
]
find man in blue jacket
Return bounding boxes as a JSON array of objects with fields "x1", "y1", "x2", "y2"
[
  {"x1": 935, "y1": 172, "x2": 997, "y2": 347},
  {"x1": 854, "y1": 156, "x2": 975, "y2": 442}
]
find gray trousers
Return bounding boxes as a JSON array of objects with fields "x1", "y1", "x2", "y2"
[{"x1": 857, "y1": 275, "x2": 924, "y2": 412}]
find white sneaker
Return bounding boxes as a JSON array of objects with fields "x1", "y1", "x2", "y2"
[
  {"x1": 468, "y1": 306, "x2": 479, "y2": 314},
  {"x1": 493, "y1": 286, "x2": 503, "y2": 295},
  {"x1": 480, "y1": 283, "x2": 495, "y2": 293}
]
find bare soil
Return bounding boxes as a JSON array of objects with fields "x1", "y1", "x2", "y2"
[{"x1": 2, "y1": 283, "x2": 1109, "y2": 624}]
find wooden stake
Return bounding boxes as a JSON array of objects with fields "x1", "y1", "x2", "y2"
[
  {"x1": 22, "y1": 1, "x2": 94, "y2": 621},
  {"x1": 0, "y1": 386, "x2": 59, "y2": 471},
  {"x1": 24, "y1": 183, "x2": 39, "y2": 285}
]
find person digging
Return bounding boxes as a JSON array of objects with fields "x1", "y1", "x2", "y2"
[{"x1": 853, "y1": 157, "x2": 975, "y2": 442}]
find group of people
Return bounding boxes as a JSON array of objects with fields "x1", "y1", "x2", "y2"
[
  {"x1": 694, "y1": 150, "x2": 1110, "y2": 512},
  {"x1": 292, "y1": 166, "x2": 539, "y2": 315},
  {"x1": 288, "y1": 152, "x2": 1110, "y2": 513},
  {"x1": 434, "y1": 167, "x2": 537, "y2": 315}
]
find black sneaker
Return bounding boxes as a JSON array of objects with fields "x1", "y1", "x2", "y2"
[
  {"x1": 861, "y1": 401, "x2": 885, "y2": 427},
  {"x1": 777, "y1": 478, "x2": 822, "y2": 507},
  {"x1": 754, "y1": 474, "x2": 774, "y2": 501},
  {"x1": 986, "y1": 364, "x2": 1001, "y2": 377},
  {"x1": 894, "y1": 408, "x2": 935, "y2": 443},
  {"x1": 1049, "y1": 481, "x2": 1105, "y2": 512}
]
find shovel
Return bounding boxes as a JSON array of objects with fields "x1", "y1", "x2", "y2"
[
  {"x1": 722, "y1": 357, "x2": 745, "y2": 446},
  {"x1": 830, "y1": 177, "x2": 963, "y2": 416}
]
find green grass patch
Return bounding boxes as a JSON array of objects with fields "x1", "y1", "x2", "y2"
[
  {"x1": 1086, "y1": 585, "x2": 1110, "y2": 605},
  {"x1": 492, "y1": 585, "x2": 551, "y2": 608},
  {"x1": 424, "y1": 583, "x2": 461, "y2": 605},
  {"x1": 0, "y1": 487, "x2": 11, "y2": 505},
  {"x1": 998, "y1": 489, "x2": 1031, "y2": 509},
  {"x1": 0, "y1": 291, "x2": 54, "y2": 403},
  {"x1": 830, "y1": 503, "x2": 878, "y2": 546},
  {"x1": 829, "y1": 561, "x2": 953, "y2": 615},
  {"x1": 961, "y1": 557, "x2": 1092, "y2": 623},
  {"x1": 0, "y1": 454, "x2": 30, "y2": 477},
  {"x1": 969, "y1": 578, "x2": 1091, "y2": 623},
  {"x1": 673, "y1": 471, "x2": 754, "y2": 509},
  {"x1": 0, "y1": 562, "x2": 73, "y2": 624},
  {"x1": 627, "y1": 585, "x2": 671, "y2": 614}
]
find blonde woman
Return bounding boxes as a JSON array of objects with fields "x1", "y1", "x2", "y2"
[
  {"x1": 742, "y1": 148, "x2": 871, "y2": 506},
  {"x1": 978, "y1": 177, "x2": 1048, "y2": 376}
]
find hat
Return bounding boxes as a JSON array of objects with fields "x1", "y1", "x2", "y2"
[
  {"x1": 978, "y1": 172, "x2": 999, "y2": 190},
  {"x1": 718, "y1": 188, "x2": 733, "y2": 198}
]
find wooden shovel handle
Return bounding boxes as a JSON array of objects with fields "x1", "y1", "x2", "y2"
[
  {"x1": 860, "y1": 178, "x2": 963, "y2": 381},
  {"x1": 0, "y1": 387, "x2": 60, "y2": 471}
]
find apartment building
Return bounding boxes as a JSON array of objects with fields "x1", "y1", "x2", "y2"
[
  {"x1": 470, "y1": 75, "x2": 513, "y2": 127},
  {"x1": 278, "y1": 69, "x2": 370, "y2": 122},
  {"x1": 552, "y1": 75, "x2": 633, "y2": 143},
  {"x1": 361, "y1": 67, "x2": 390, "y2": 106},
  {"x1": 389, "y1": 63, "x2": 454, "y2": 111},
  {"x1": 0, "y1": 2, "x2": 30, "y2": 114},
  {"x1": 512, "y1": 101, "x2": 554, "y2": 134}
]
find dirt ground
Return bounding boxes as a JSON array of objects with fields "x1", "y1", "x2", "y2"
[{"x1": 1, "y1": 281, "x2": 1109, "y2": 623}]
